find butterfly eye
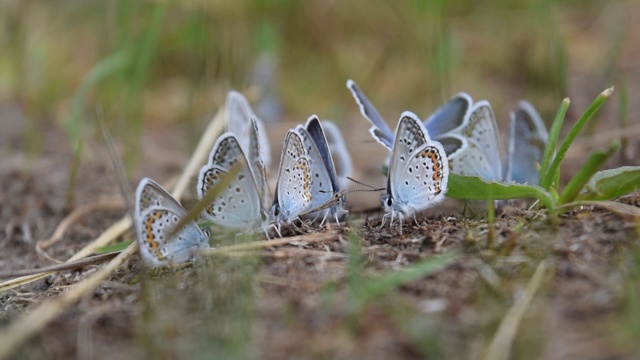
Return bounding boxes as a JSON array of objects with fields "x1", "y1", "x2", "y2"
[{"x1": 386, "y1": 198, "x2": 393, "y2": 207}]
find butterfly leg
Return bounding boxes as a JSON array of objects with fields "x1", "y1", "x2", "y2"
[
  {"x1": 289, "y1": 217, "x2": 307, "y2": 233},
  {"x1": 341, "y1": 210, "x2": 349, "y2": 225},
  {"x1": 334, "y1": 208, "x2": 346, "y2": 225},
  {"x1": 265, "y1": 223, "x2": 283, "y2": 238},
  {"x1": 380, "y1": 212, "x2": 389, "y2": 228},
  {"x1": 319, "y1": 210, "x2": 332, "y2": 227}
]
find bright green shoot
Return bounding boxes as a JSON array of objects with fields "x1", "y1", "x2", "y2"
[
  {"x1": 447, "y1": 86, "x2": 640, "y2": 216},
  {"x1": 540, "y1": 87, "x2": 614, "y2": 189}
]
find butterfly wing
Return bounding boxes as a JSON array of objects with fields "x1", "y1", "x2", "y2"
[
  {"x1": 447, "y1": 101, "x2": 502, "y2": 181},
  {"x1": 197, "y1": 133, "x2": 263, "y2": 229},
  {"x1": 504, "y1": 100, "x2": 548, "y2": 184},
  {"x1": 134, "y1": 178, "x2": 208, "y2": 267},
  {"x1": 424, "y1": 92, "x2": 473, "y2": 140},
  {"x1": 388, "y1": 112, "x2": 449, "y2": 213},
  {"x1": 248, "y1": 116, "x2": 271, "y2": 207},
  {"x1": 272, "y1": 130, "x2": 313, "y2": 222},
  {"x1": 318, "y1": 120, "x2": 352, "y2": 191},
  {"x1": 226, "y1": 90, "x2": 272, "y2": 168},
  {"x1": 346, "y1": 79, "x2": 395, "y2": 149}
]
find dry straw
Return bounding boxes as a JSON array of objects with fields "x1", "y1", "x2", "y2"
[{"x1": 0, "y1": 108, "x2": 226, "y2": 359}]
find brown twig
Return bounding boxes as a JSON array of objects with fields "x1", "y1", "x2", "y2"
[
  {"x1": 36, "y1": 200, "x2": 125, "y2": 262},
  {"x1": 0, "y1": 252, "x2": 120, "y2": 279},
  {"x1": 0, "y1": 108, "x2": 225, "y2": 359}
]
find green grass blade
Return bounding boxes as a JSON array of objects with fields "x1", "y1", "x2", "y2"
[
  {"x1": 122, "y1": 2, "x2": 167, "y2": 169},
  {"x1": 619, "y1": 79, "x2": 629, "y2": 161},
  {"x1": 96, "y1": 241, "x2": 134, "y2": 254},
  {"x1": 557, "y1": 141, "x2": 620, "y2": 205},
  {"x1": 65, "y1": 50, "x2": 131, "y2": 206},
  {"x1": 577, "y1": 166, "x2": 640, "y2": 201},
  {"x1": 357, "y1": 252, "x2": 458, "y2": 306},
  {"x1": 67, "y1": 50, "x2": 130, "y2": 147},
  {"x1": 540, "y1": 98, "x2": 570, "y2": 189},
  {"x1": 447, "y1": 174, "x2": 554, "y2": 209},
  {"x1": 544, "y1": 87, "x2": 614, "y2": 189},
  {"x1": 346, "y1": 230, "x2": 365, "y2": 298}
]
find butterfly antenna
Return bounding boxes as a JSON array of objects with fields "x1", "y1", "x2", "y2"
[
  {"x1": 346, "y1": 177, "x2": 385, "y2": 192},
  {"x1": 96, "y1": 106, "x2": 135, "y2": 214}
]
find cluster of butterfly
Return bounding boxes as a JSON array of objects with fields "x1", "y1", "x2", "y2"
[
  {"x1": 134, "y1": 81, "x2": 548, "y2": 267},
  {"x1": 134, "y1": 91, "x2": 352, "y2": 267}
]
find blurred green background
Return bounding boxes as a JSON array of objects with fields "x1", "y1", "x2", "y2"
[{"x1": 0, "y1": 0, "x2": 631, "y2": 166}]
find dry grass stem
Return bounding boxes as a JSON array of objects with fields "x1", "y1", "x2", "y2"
[
  {"x1": 0, "y1": 109, "x2": 225, "y2": 359},
  {"x1": 484, "y1": 261, "x2": 549, "y2": 360}
]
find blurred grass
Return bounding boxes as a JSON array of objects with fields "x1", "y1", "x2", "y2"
[{"x1": 0, "y1": 0, "x2": 624, "y2": 165}]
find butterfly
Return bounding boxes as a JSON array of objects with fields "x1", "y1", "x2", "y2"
[
  {"x1": 295, "y1": 115, "x2": 349, "y2": 224},
  {"x1": 197, "y1": 122, "x2": 272, "y2": 234},
  {"x1": 226, "y1": 90, "x2": 272, "y2": 172},
  {"x1": 503, "y1": 100, "x2": 549, "y2": 185},
  {"x1": 270, "y1": 129, "x2": 314, "y2": 227},
  {"x1": 382, "y1": 111, "x2": 450, "y2": 231},
  {"x1": 134, "y1": 178, "x2": 209, "y2": 267},
  {"x1": 347, "y1": 79, "x2": 502, "y2": 182},
  {"x1": 318, "y1": 119, "x2": 352, "y2": 191}
]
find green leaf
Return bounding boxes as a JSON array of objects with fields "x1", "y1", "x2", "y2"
[
  {"x1": 357, "y1": 252, "x2": 458, "y2": 306},
  {"x1": 96, "y1": 241, "x2": 133, "y2": 254},
  {"x1": 447, "y1": 174, "x2": 554, "y2": 209},
  {"x1": 557, "y1": 141, "x2": 619, "y2": 205},
  {"x1": 543, "y1": 87, "x2": 614, "y2": 189},
  {"x1": 540, "y1": 98, "x2": 569, "y2": 188},
  {"x1": 577, "y1": 166, "x2": 640, "y2": 201}
]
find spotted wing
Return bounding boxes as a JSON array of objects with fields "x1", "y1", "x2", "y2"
[
  {"x1": 296, "y1": 122, "x2": 335, "y2": 211},
  {"x1": 447, "y1": 101, "x2": 502, "y2": 181},
  {"x1": 134, "y1": 178, "x2": 208, "y2": 267},
  {"x1": 272, "y1": 130, "x2": 313, "y2": 221},
  {"x1": 197, "y1": 133, "x2": 263, "y2": 229},
  {"x1": 388, "y1": 112, "x2": 449, "y2": 211}
]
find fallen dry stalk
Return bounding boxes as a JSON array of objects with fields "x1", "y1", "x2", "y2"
[
  {"x1": 0, "y1": 109, "x2": 225, "y2": 359},
  {"x1": 0, "y1": 217, "x2": 132, "y2": 293},
  {"x1": 0, "y1": 243, "x2": 138, "y2": 359},
  {"x1": 37, "y1": 200, "x2": 126, "y2": 251},
  {"x1": 201, "y1": 232, "x2": 339, "y2": 256},
  {"x1": 483, "y1": 260, "x2": 548, "y2": 360},
  {"x1": 35, "y1": 200, "x2": 125, "y2": 264},
  {"x1": 0, "y1": 252, "x2": 120, "y2": 279}
]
